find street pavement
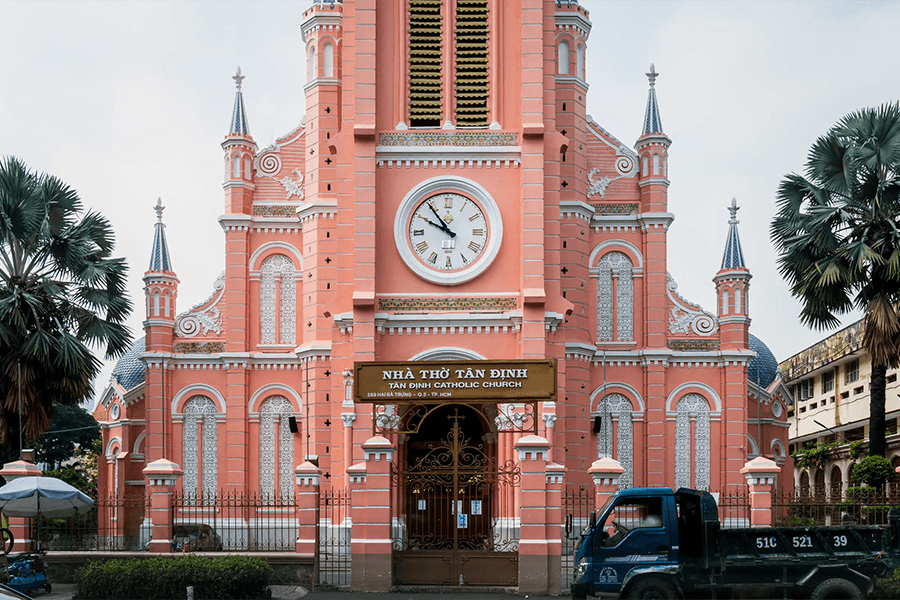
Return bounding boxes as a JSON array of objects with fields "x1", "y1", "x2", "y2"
[{"x1": 39, "y1": 583, "x2": 565, "y2": 599}]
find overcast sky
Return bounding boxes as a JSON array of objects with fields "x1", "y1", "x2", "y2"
[{"x1": 1, "y1": 0, "x2": 898, "y2": 406}]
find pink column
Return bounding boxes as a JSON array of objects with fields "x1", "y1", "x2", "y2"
[
  {"x1": 350, "y1": 435, "x2": 394, "y2": 592},
  {"x1": 740, "y1": 456, "x2": 780, "y2": 528},
  {"x1": 515, "y1": 435, "x2": 552, "y2": 595},
  {"x1": 545, "y1": 461, "x2": 565, "y2": 595},
  {"x1": 0, "y1": 460, "x2": 42, "y2": 552},
  {"x1": 589, "y1": 457, "x2": 624, "y2": 510},
  {"x1": 142, "y1": 458, "x2": 183, "y2": 552},
  {"x1": 295, "y1": 461, "x2": 321, "y2": 557}
]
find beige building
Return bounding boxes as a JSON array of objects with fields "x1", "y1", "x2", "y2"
[{"x1": 780, "y1": 320, "x2": 900, "y2": 491}]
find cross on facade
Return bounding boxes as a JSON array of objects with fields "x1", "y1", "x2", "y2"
[
  {"x1": 233, "y1": 66, "x2": 245, "y2": 90},
  {"x1": 561, "y1": 180, "x2": 568, "y2": 188}
]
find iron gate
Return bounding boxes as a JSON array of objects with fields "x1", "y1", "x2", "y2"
[
  {"x1": 391, "y1": 414, "x2": 520, "y2": 586},
  {"x1": 561, "y1": 486, "x2": 594, "y2": 591},
  {"x1": 317, "y1": 488, "x2": 352, "y2": 588}
]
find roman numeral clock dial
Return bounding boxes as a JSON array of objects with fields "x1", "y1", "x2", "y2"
[
  {"x1": 395, "y1": 181, "x2": 503, "y2": 285},
  {"x1": 408, "y1": 193, "x2": 487, "y2": 272}
]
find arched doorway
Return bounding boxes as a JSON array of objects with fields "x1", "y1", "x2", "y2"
[{"x1": 392, "y1": 403, "x2": 519, "y2": 586}]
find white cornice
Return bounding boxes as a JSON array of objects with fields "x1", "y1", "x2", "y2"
[{"x1": 374, "y1": 311, "x2": 523, "y2": 334}]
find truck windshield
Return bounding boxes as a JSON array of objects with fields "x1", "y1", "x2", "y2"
[{"x1": 598, "y1": 498, "x2": 663, "y2": 547}]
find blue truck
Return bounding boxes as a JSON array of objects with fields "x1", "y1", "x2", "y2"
[{"x1": 572, "y1": 487, "x2": 900, "y2": 600}]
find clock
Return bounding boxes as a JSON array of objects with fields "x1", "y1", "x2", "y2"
[
  {"x1": 771, "y1": 401, "x2": 783, "y2": 418},
  {"x1": 394, "y1": 177, "x2": 502, "y2": 285},
  {"x1": 110, "y1": 402, "x2": 121, "y2": 421}
]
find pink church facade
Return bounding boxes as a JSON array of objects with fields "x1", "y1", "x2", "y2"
[{"x1": 96, "y1": 0, "x2": 791, "y2": 589}]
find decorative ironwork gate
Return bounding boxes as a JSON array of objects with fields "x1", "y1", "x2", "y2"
[
  {"x1": 317, "y1": 487, "x2": 352, "y2": 588},
  {"x1": 391, "y1": 409, "x2": 520, "y2": 586}
]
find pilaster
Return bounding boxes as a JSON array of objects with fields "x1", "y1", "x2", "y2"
[{"x1": 350, "y1": 435, "x2": 394, "y2": 592}]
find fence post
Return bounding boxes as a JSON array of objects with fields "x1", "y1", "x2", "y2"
[
  {"x1": 545, "y1": 461, "x2": 565, "y2": 595},
  {"x1": 0, "y1": 460, "x2": 42, "y2": 552},
  {"x1": 350, "y1": 435, "x2": 394, "y2": 592},
  {"x1": 740, "y1": 456, "x2": 780, "y2": 528},
  {"x1": 142, "y1": 458, "x2": 183, "y2": 552},
  {"x1": 589, "y1": 456, "x2": 624, "y2": 511},
  {"x1": 516, "y1": 435, "x2": 553, "y2": 595},
  {"x1": 295, "y1": 461, "x2": 320, "y2": 558}
]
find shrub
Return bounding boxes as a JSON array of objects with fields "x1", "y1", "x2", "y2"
[
  {"x1": 74, "y1": 555, "x2": 272, "y2": 600},
  {"x1": 852, "y1": 455, "x2": 895, "y2": 487}
]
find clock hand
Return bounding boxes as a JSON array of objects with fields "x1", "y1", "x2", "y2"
[
  {"x1": 427, "y1": 203, "x2": 457, "y2": 238},
  {"x1": 417, "y1": 215, "x2": 457, "y2": 237}
]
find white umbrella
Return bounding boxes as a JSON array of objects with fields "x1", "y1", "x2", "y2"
[{"x1": 0, "y1": 476, "x2": 94, "y2": 518}]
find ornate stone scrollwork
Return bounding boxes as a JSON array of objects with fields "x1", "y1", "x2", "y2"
[
  {"x1": 586, "y1": 147, "x2": 639, "y2": 199},
  {"x1": 176, "y1": 273, "x2": 225, "y2": 337},
  {"x1": 666, "y1": 273, "x2": 717, "y2": 336},
  {"x1": 276, "y1": 169, "x2": 304, "y2": 200}
]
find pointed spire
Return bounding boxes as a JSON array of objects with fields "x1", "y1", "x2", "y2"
[
  {"x1": 641, "y1": 63, "x2": 664, "y2": 136},
  {"x1": 720, "y1": 198, "x2": 746, "y2": 270},
  {"x1": 228, "y1": 66, "x2": 251, "y2": 137},
  {"x1": 149, "y1": 198, "x2": 173, "y2": 272}
]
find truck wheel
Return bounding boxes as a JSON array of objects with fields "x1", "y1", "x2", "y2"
[
  {"x1": 811, "y1": 578, "x2": 863, "y2": 600},
  {"x1": 627, "y1": 578, "x2": 678, "y2": 600}
]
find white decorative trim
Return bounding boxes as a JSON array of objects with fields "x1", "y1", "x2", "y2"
[
  {"x1": 407, "y1": 347, "x2": 486, "y2": 361},
  {"x1": 394, "y1": 176, "x2": 504, "y2": 286},
  {"x1": 172, "y1": 384, "x2": 227, "y2": 415},
  {"x1": 175, "y1": 273, "x2": 225, "y2": 337},
  {"x1": 132, "y1": 431, "x2": 146, "y2": 457},
  {"x1": 667, "y1": 273, "x2": 717, "y2": 336},
  {"x1": 249, "y1": 384, "x2": 303, "y2": 415},
  {"x1": 248, "y1": 242, "x2": 304, "y2": 272},
  {"x1": 375, "y1": 312, "x2": 522, "y2": 335},
  {"x1": 665, "y1": 382, "x2": 721, "y2": 415},
  {"x1": 589, "y1": 240, "x2": 644, "y2": 270},
  {"x1": 106, "y1": 437, "x2": 122, "y2": 459},
  {"x1": 590, "y1": 383, "x2": 645, "y2": 414}
]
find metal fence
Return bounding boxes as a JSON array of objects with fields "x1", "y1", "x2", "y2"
[
  {"x1": 171, "y1": 490, "x2": 299, "y2": 552},
  {"x1": 317, "y1": 488, "x2": 352, "y2": 588},
  {"x1": 561, "y1": 486, "x2": 594, "y2": 592},
  {"x1": 715, "y1": 488, "x2": 751, "y2": 528},
  {"x1": 31, "y1": 494, "x2": 149, "y2": 551},
  {"x1": 774, "y1": 481, "x2": 900, "y2": 527}
]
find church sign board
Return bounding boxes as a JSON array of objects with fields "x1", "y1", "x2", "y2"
[{"x1": 354, "y1": 359, "x2": 557, "y2": 403}]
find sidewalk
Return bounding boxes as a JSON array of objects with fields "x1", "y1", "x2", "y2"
[{"x1": 38, "y1": 584, "x2": 563, "y2": 599}]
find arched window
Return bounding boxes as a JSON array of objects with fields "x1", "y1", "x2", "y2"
[
  {"x1": 153, "y1": 291, "x2": 160, "y2": 317},
  {"x1": 558, "y1": 40, "x2": 570, "y2": 75},
  {"x1": 244, "y1": 157, "x2": 252, "y2": 180},
  {"x1": 323, "y1": 42, "x2": 334, "y2": 78},
  {"x1": 183, "y1": 396, "x2": 218, "y2": 497},
  {"x1": 308, "y1": 46, "x2": 316, "y2": 82},
  {"x1": 674, "y1": 393, "x2": 710, "y2": 490},
  {"x1": 596, "y1": 393, "x2": 633, "y2": 489},
  {"x1": 597, "y1": 252, "x2": 634, "y2": 342},
  {"x1": 232, "y1": 155, "x2": 241, "y2": 178},
  {"x1": 576, "y1": 43, "x2": 584, "y2": 79},
  {"x1": 721, "y1": 290, "x2": 729, "y2": 315},
  {"x1": 260, "y1": 255, "x2": 296, "y2": 344},
  {"x1": 259, "y1": 395, "x2": 295, "y2": 500},
  {"x1": 734, "y1": 288, "x2": 742, "y2": 314},
  {"x1": 652, "y1": 154, "x2": 660, "y2": 175}
]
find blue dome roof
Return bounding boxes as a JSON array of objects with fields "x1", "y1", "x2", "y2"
[
  {"x1": 748, "y1": 333, "x2": 779, "y2": 388},
  {"x1": 111, "y1": 336, "x2": 146, "y2": 391}
]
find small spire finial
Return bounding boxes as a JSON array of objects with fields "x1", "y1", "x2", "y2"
[
  {"x1": 728, "y1": 197, "x2": 740, "y2": 224},
  {"x1": 646, "y1": 63, "x2": 658, "y2": 87},
  {"x1": 233, "y1": 66, "x2": 245, "y2": 91},
  {"x1": 154, "y1": 197, "x2": 165, "y2": 223}
]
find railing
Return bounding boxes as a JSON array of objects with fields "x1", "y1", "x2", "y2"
[
  {"x1": 561, "y1": 486, "x2": 594, "y2": 592},
  {"x1": 774, "y1": 481, "x2": 900, "y2": 527},
  {"x1": 715, "y1": 488, "x2": 751, "y2": 528},
  {"x1": 317, "y1": 488, "x2": 352, "y2": 588},
  {"x1": 32, "y1": 494, "x2": 149, "y2": 551},
  {"x1": 171, "y1": 490, "x2": 298, "y2": 552}
]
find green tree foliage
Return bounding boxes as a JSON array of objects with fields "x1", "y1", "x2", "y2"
[
  {"x1": 29, "y1": 403, "x2": 100, "y2": 471},
  {"x1": 0, "y1": 156, "x2": 132, "y2": 461},
  {"x1": 852, "y1": 455, "x2": 895, "y2": 487},
  {"x1": 771, "y1": 102, "x2": 900, "y2": 457}
]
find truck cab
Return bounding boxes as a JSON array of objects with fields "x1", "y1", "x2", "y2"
[{"x1": 573, "y1": 487, "x2": 689, "y2": 599}]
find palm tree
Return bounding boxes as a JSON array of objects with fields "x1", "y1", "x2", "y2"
[
  {"x1": 0, "y1": 156, "x2": 132, "y2": 462},
  {"x1": 771, "y1": 102, "x2": 900, "y2": 458}
]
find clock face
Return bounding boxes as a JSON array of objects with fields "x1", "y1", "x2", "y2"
[
  {"x1": 110, "y1": 402, "x2": 121, "y2": 421},
  {"x1": 394, "y1": 177, "x2": 503, "y2": 285},
  {"x1": 407, "y1": 193, "x2": 487, "y2": 272}
]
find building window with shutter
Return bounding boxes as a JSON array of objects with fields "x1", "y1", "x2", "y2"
[{"x1": 408, "y1": 0, "x2": 489, "y2": 128}]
